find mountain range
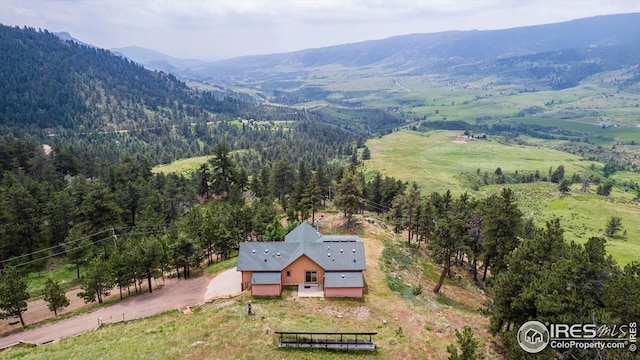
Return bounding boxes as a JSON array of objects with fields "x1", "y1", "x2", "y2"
[
  {"x1": 103, "y1": 13, "x2": 640, "y2": 88},
  {"x1": 110, "y1": 46, "x2": 206, "y2": 75}
]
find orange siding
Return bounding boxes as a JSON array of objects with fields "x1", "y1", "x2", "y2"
[
  {"x1": 282, "y1": 255, "x2": 324, "y2": 285},
  {"x1": 252, "y1": 284, "x2": 281, "y2": 296},
  {"x1": 324, "y1": 287, "x2": 363, "y2": 298},
  {"x1": 241, "y1": 271, "x2": 252, "y2": 291}
]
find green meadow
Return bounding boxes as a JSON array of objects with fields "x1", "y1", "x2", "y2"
[
  {"x1": 365, "y1": 130, "x2": 597, "y2": 194},
  {"x1": 365, "y1": 130, "x2": 640, "y2": 265},
  {"x1": 152, "y1": 155, "x2": 211, "y2": 175},
  {"x1": 480, "y1": 183, "x2": 640, "y2": 266}
]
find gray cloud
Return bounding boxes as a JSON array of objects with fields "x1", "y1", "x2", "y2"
[{"x1": 2, "y1": 0, "x2": 640, "y2": 60}]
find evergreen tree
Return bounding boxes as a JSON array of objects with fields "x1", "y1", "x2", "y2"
[
  {"x1": 402, "y1": 182, "x2": 422, "y2": 245},
  {"x1": 596, "y1": 181, "x2": 613, "y2": 196},
  {"x1": 429, "y1": 191, "x2": 468, "y2": 293},
  {"x1": 550, "y1": 165, "x2": 565, "y2": 183},
  {"x1": 366, "y1": 172, "x2": 383, "y2": 213},
  {"x1": 464, "y1": 203, "x2": 483, "y2": 281},
  {"x1": 108, "y1": 249, "x2": 133, "y2": 299},
  {"x1": 604, "y1": 216, "x2": 623, "y2": 237},
  {"x1": 167, "y1": 228, "x2": 200, "y2": 279},
  {"x1": 79, "y1": 182, "x2": 122, "y2": 236},
  {"x1": 136, "y1": 236, "x2": 163, "y2": 293},
  {"x1": 446, "y1": 326, "x2": 485, "y2": 360},
  {"x1": 291, "y1": 161, "x2": 312, "y2": 221},
  {"x1": 334, "y1": 166, "x2": 362, "y2": 225},
  {"x1": 270, "y1": 160, "x2": 295, "y2": 207},
  {"x1": 78, "y1": 256, "x2": 114, "y2": 304},
  {"x1": 43, "y1": 278, "x2": 70, "y2": 316},
  {"x1": 0, "y1": 267, "x2": 29, "y2": 327},
  {"x1": 487, "y1": 219, "x2": 567, "y2": 334},
  {"x1": 305, "y1": 176, "x2": 323, "y2": 224},
  {"x1": 209, "y1": 143, "x2": 237, "y2": 197},
  {"x1": 196, "y1": 163, "x2": 211, "y2": 200},
  {"x1": 258, "y1": 165, "x2": 272, "y2": 198},
  {"x1": 314, "y1": 164, "x2": 331, "y2": 205},
  {"x1": 480, "y1": 188, "x2": 522, "y2": 281},
  {"x1": 558, "y1": 178, "x2": 571, "y2": 194},
  {"x1": 63, "y1": 227, "x2": 93, "y2": 279},
  {"x1": 603, "y1": 261, "x2": 640, "y2": 324},
  {"x1": 264, "y1": 215, "x2": 286, "y2": 241},
  {"x1": 361, "y1": 145, "x2": 371, "y2": 161},
  {"x1": 252, "y1": 196, "x2": 278, "y2": 241}
]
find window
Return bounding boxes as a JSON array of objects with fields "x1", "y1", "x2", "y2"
[
  {"x1": 305, "y1": 271, "x2": 318, "y2": 283},
  {"x1": 286, "y1": 270, "x2": 291, "y2": 277}
]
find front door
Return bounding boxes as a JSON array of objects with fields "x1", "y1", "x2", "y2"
[{"x1": 305, "y1": 270, "x2": 318, "y2": 284}]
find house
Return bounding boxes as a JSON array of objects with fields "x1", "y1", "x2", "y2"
[
  {"x1": 237, "y1": 222, "x2": 366, "y2": 298},
  {"x1": 525, "y1": 329, "x2": 544, "y2": 344}
]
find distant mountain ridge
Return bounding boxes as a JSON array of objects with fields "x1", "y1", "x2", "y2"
[
  {"x1": 111, "y1": 46, "x2": 206, "y2": 74},
  {"x1": 177, "y1": 13, "x2": 640, "y2": 84},
  {"x1": 53, "y1": 13, "x2": 640, "y2": 88}
]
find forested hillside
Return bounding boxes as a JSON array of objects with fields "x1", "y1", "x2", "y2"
[
  {"x1": 0, "y1": 25, "x2": 401, "y2": 270},
  {"x1": 0, "y1": 25, "x2": 401, "y2": 168}
]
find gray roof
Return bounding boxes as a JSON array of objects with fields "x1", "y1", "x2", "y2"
[
  {"x1": 237, "y1": 242, "x2": 297, "y2": 271},
  {"x1": 284, "y1": 222, "x2": 322, "y2": 243},
  {"x1": 237, "y1": 223, "x2": 366, "y2": 272},
  {"x1": 251, "y1": 272, "x2": 281, "y2": 285},
  {"x1": 325, "y1": 272, "x2": 364, "y2": 288}
]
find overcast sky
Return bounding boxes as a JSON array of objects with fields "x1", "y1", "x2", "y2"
[{"x1": 2, "y1": 0, "x2": 640, "y2": 60}]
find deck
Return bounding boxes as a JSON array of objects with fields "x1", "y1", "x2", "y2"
[{"x1": 275, "y1": 331, "x2": 377, "y2": 351}]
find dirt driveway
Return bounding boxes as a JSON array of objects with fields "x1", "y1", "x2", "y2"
[{"x1": 0, "y1": 268, "x2": 242, "y2": 349}]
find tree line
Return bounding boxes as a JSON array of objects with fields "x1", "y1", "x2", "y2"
[{"x1": 377, "y1": 181, "x2": 639, "y2": 359}]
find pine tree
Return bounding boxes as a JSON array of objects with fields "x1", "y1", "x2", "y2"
[
  {"x1": 446, "y1": 326, "x2": 485, "y2": 360},
  {"x1": 0, "y1": 267, "x2": 29, "y2": 327},
  {"x1": 558, "y1": 178, "x2": 571, "y2": 194},
  {"x1": 604, "y1": 216, "x2": 623, "y2": 237},
  {"x1": 209, "y1": 143, "x2": 237, "y2": 197},
  {"x1": 487, "y1": 219, "x2": 567, "y2": 334},
  {"x1": 196, "y1": 163, "x2": 211, "y2": 199},
  {"x1": 402, "y1": 182, "x2": 422, "y2": 245},
  {"x1": 43, "y1": 278, "x2": 70, "y2": 316},
  {"x1": 429, "y1": 191, "x2": 468, "y2": 293},
  {"x1": 63, "y1": 227, "x2": 93, "y2": 279},
  {"x1": 480, "y1": 188, "x2": 522, "y2": 281},
  {"x1": 78, "y1": 257, "x2": 114, "y2": 304},
  {"x1": 603, "y1": 261, "x2": 640, "y2": 324},
  {"x1": 550, "y1": 165, "x2": 565, "y2": 183},
  {"x1": 361, "y1": 145, "x2": 371, "y2": 161},
  {"x1": 334, "y1": 166, "x2": 362, "y2": 225}
]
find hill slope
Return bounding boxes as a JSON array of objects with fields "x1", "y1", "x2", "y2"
[
  {"x1": 0, "y1": 25, "x2": 372, "y2": 168},
  {"x1": 111, "y1": 45, "x2": 206, "y2": 73},
  {"x1": 183, "y1": 13, "x2": 640, "y2": 84}
]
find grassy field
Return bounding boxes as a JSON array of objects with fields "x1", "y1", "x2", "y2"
[
  {"x1": 22, "y1": 263, "x2": 84, "y2": 298},
  {"x1": 0, "y1": 218, "x2": 497, "y2": 360},
  {"x1": 152, "y1": 155, "x2": 211, "y2": 175},
  {"x1": 364, "y1": 130, "x2": 597, "y2": 194},
  {"x1": 365, "y1": 130, "x2": 640, "y2": 265},
  {"x1": 307, "y1": 71, "x2": 640, "y2": 144},
  {"x1": 480, "y1": 183, "x2": 640, "y2": 266}
]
